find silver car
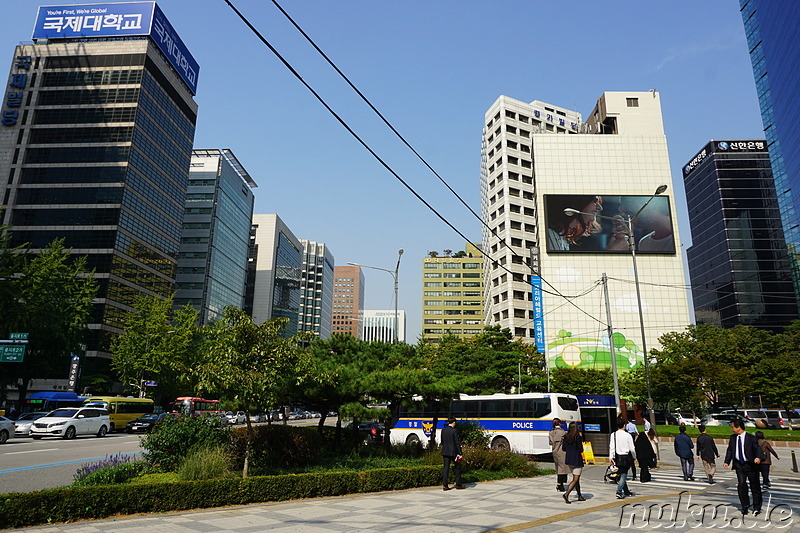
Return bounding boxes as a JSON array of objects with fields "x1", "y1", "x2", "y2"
[
  {"x1": 0, "y1": 416, "x2": 14, "y2": 444},
  {"x1": 13, "y1": 411, "x2": 50, "y2": 436}
]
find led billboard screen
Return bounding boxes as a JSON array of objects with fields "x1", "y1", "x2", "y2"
[{"x1": 544, "y1": 194, "x2": 676, "y2": 254}]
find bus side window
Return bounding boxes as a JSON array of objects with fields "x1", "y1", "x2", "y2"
[
  {"x1": 482, "y1": 400, "x2": 512, "y2": 418},
  {"x1": 557, "y1": 396, "x2": 579, "y2": 413},
  {"x1": 449, "y1": 401, "x2": 464, "y2": 418}
]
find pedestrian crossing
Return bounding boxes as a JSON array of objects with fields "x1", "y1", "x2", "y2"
[
  {"x1": 626, "y1": 471, "x2": 738, "y2": 492},
  {"x1": 724, "y1": 480, "x2": 800, "y2": 500}
]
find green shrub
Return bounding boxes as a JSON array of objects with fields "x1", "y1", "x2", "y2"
[
  {"x1": 229, "y1": 424, "x2": 323, "y2": 468},
  {"x1": 73, "y1": 461, "x2": 147, "y2": 487},
  {"x1": 141, "y1": 415, "x2": 231, "y2": 471},
  {"x1": 178, "y1": 445, "x2": 233, "y2": 481},
  {"x1": 128, "y1": 472, "x2": 179, "y2": 484},
  {"x1": 462, "y1": 446, "x2": 538, "y2": 476},
  {"x1": 456, "y1": 421, "x2": 491, "y2": 448}
]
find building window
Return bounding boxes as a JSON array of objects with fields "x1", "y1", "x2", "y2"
[{"x1": 626, "y1": 97, "x2": 639, "y2": 107}]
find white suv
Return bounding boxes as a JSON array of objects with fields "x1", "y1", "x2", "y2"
[{"x1": 30, "y1": 407, "x2": 110, "y2": 439}]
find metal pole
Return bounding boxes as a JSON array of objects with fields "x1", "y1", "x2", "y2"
[
  {"x1": 394, "y1": 249, "x2": 403, "y2": 343},
  {"x1": 602, "y1": 273, "x2": 621, "y2": 415}
]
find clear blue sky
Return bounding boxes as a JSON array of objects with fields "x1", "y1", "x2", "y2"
[{"x1": 3, "y1": 1, "x2": 765, "y2": 340}]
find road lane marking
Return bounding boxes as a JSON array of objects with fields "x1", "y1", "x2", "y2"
[
  {"x1": 0, "y1": 451, "x2": 142, "y2": 474},
  {"x1": 3, "y1": 448, "x2": 59, "y2": 455}
]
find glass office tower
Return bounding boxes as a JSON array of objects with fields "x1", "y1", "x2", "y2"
[
  {"x1": 175, "y1": 149, "x2": 256, "y2": 324},
  {"x1": 684, "y1": 140, "x2": 798, "y2": 330},
  {"x1": 298, "y1": 240, "x2": 334, "y2": 339},
  {"x1": 0, "y1": 3, "x2": 199, "y2": 375},
  {"x1": 741, "y1": 1, "x2": 800, "y2": 308}
]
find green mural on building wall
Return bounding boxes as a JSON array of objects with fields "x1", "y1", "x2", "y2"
[{"x1": 546, "y1": 329, "x2": 643, "y2": 370}]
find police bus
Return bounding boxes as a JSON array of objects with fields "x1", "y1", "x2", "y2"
[{"x1": 390, "y1": 393, "x2": 580, "y2": 455}]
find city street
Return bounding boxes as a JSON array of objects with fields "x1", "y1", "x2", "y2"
[{"x1": 0, "y1": 418, "x2": 326, "y2": 493}]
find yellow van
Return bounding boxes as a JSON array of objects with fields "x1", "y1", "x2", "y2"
[{"x1": 82, "y1": 396, "x2": 154, "y2": 432}]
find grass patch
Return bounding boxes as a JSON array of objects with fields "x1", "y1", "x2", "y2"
[
  {"x1": 128, "y1": 472, "x2": 179, "y2": 484},
  {"x1": 653, "y1": 425, "x2": 800, "y2": 441}
]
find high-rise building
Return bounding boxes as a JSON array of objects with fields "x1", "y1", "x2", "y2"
[
  {"x1": 421, "y1": 243, "x2": 484, "y2": 343},
  {"x1": 741, "y1": 1, "x2": 800, "y2": 308},
  {"x1": 247, "y1": 214, "x2": 301, "y2": 337},
  {"x1": 0, "y1": 2, "x2": 199, "y2": 375},
  {"x1": 298, "y1": 239, "x2": 334, "y2": 338},
  {"x1": 175, "y1": 149, "x2": 256, "y2": 324},
  {"x1": 331, "y1": 265, "x2": 364, "y2": 337},
  {"x1": 683, "y1": 140, "x2": 797, "y2": 330},
  {"x1": 481, "y1": 92, "x2": 691, "y2": 373},
  {"x1": 361, "y1": 310, "x2": 406, "y2": 343}
]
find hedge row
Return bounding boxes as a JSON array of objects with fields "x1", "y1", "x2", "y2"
[{"x1": 0, "y1": 466, "x2": 442, "y2": 529}]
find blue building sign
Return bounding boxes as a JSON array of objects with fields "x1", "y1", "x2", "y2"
[
  {"x1": 32, "y1": 2, "x2": 198, "y2": 94},
  {"x1": 531, "y1": 276, "x2": 545, "y2": 353}
]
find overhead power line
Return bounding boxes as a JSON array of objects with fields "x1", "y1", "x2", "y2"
[{"x1": 224, "y1": 0, "x2": 604, "y2": 326}]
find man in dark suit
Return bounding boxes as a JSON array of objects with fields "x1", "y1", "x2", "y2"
[
  {"x1": 441, "y1": 417, "x2": 464, "y2": 490},
  {"x1": 723, "y1": 419, "x2": 762, "y2": 515}
]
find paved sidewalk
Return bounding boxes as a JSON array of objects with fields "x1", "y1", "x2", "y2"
[{"x1": 9, "y1": 460, "x2": 800, "y2": 533}]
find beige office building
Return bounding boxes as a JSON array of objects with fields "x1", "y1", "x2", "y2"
[{"x1": 480, "y1": 92, "x2": 691, "y2": 372}]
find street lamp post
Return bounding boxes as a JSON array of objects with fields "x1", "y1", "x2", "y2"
[
  {"x1": 348, "y1": 249, "x2": 404, "y2": 343},
  {"x1": 565, "y1": 185, "x2": 667, "y2": 427}
]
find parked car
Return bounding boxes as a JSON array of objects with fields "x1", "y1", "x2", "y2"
[
  {"x1": 268, "y1": 410, "x2": 283, "y2": 422},
  {"x1": 720, "y1": 409, "x2": 772, "y2": 428},
  {"x1": 651, "y1": 410, "x2": 677, "y2": 425},
  {"x1": 224, "y1": 411, "x2": 246, "y2": 425},
  {"x1": 346, "y1": 421, "x2": 384, "y2": 445},
  {"x1": 30, "y1": 407, "x2": 110, "y2": 439},
  {"x1": 125, "y1": 412, "x2": 169, "y2": 433},
  {"x1": 248, "y1": 412, "x2": 266, "y2": 423},
  {"x1": 672, "y1": 412, "x2": 700, "y2": 426},
  {"x1": 702, "y1": 413, "x2": 751, "y2": 427},
  {"x1": 0, "y1": 415, "x2": 14, "y2": 444},
  {"x1": 763, "y1": 409, "x2": 800, "y2": 429},
  {"x1": 13, "y1": 412, "x2": 49, "y2": 436}
]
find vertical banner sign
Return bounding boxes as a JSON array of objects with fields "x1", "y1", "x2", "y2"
[
  {"x1": 68, "y1": 355, "x2": 80, "y2": 392},
  {"x1": 531, "y1": 276, "x2": 545, "y2": 354},
  {"x1": 2, "y1": 55, "x2": 31, "y2": 127}
]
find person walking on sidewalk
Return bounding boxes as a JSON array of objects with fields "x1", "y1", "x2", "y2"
[
  {"x1": 610, "y1": 418, "x2": 637, "y2": 499},
  {"x1": 755, "y1": 430, "x2": 779, "y2": 489},
  {"x1": 696, "y1": 424, "x2": 719, "y2": 484},
  {"x1": 724, "y1": 419, "x2": 763, "y2": 516},
  {"x1": 625, "y1": 419, "x2": 638, "y2": 481},
  {"x1": 549, "y1": 418, "x2": 569, "y2": 492},
  {"x1": 634, "y1": 431, "x2": 655, "y2": 482},
  {"x1": 441, "y1": 417, "x2": 464, "y2": 491},
  {"x1": 647, "y1": 428, "x2": 659, "y2": 467},
  {"x1": 561, "y1": 422, "x2": 585, "y2": 503},
  {"x1": 674, "y1": 424, "x2": 695, "y2": 481}
]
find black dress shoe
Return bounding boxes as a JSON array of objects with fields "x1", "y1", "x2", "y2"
[
  {"x1": 556, "y1": 484, "x2": 565, "y2": 492},
  {"x1": 577, "y1": 496, "x2": 586, "y2": 501},
  {"x1": 443, "y1": 486, "x2": 451, "y2": 491},
  {"x1": 741, "y1": 508, "x2": 749, "y2": 515}
]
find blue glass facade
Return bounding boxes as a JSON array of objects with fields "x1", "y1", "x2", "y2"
[
  {"x1": 273, "y1": 232, "x2": 302, "y2": 337},
  {"x1": 175, "y1": 149, "x2": 255, "y2": 324},
  {"x1": 1, "y1": 42, "x2": 198, "y2": 366},
  {"x1": 741, "y1": 1, "x2": 800, "y2": 308},
  {"x1": 684, "y1": 140, "x2": 798, "y2": 330}
]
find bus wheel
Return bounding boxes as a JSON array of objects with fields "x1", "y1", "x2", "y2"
[
  {"x1": 406, "y1": 434, "x2": 420, "y2": 445},
  {"x1": 491, "y1": 436, "x2": 510, "y2": 451},
  {"x1": 97, "y1": 425, "x2": 107, "y2": 438}
]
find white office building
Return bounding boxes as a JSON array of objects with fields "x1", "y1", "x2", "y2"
[
  {"x1": 480, "y1": 92, "x2": 691, "y2": 373},
  {"x1": 298, "y1": 239, "x2": 334, "y2": 339},
  {"x1": 361, "y1": 310, "x2": 406, "y2": 343}
]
